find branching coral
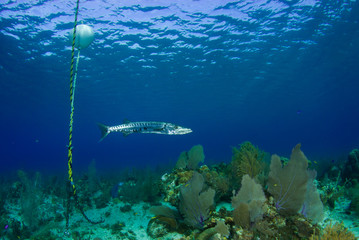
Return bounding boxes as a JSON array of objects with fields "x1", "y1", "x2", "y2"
[
  {"x1": 17, "y1": 170, "x2": 42, "y2": 231},
  {"x1": 319, "y1": 172, "x2": 346, "y2": 209},
  {"x1": 201, "y1": 166, "x2": 230, "y2": 201},
  {"x1": 231, "y1": 141, "x2": 264, "y2": 180},
  {"x1": 310, "y1": 222, "x2": 356, "y2": 240}
]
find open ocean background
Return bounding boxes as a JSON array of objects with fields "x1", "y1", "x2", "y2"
[{"x1": 0, "y1": 0, "x2": 358, "y2": 175}]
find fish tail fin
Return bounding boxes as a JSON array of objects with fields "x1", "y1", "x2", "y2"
[{"x1": 97, "y1": 123, "x2": 110, "y2": 142}]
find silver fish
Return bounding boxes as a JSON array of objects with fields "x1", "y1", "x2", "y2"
[{"x1": 97, "y1": 120, "x2": 192, "y2": 142}]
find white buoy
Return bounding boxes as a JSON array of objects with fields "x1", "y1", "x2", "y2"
[{"x1": 74, "y1": 24, "x2": 94, "y2": 49}]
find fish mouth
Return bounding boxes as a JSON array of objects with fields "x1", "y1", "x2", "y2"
[{"x1": 176, "y1": 127, "x2": 192, "y2": 135}]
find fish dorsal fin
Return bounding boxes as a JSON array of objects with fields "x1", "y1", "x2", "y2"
[{"x1": 123, "y1": 119, "x2": 131, "y2": 124}]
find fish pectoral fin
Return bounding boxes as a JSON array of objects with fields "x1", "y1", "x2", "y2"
[{"x1": 122, "y1": 132, "x2": 131, "y2": 137}]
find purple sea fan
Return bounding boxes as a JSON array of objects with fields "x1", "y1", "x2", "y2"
[
  {"x1": 267, "y1": 144, "x2": 309, "y2": 215},
  {"x1": 232, "y1": 174, "x2": 266, "y2": 223},
  {"x1": 300, "y1": 170, "x2": 324, "y2": 223},
  {"x1": 179, "y1": 172, "x2": 215, "y2": 228}
]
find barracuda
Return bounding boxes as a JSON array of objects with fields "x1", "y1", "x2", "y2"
[{"x1": 97, "y1": 120, "x2": 192, "y2": 142}]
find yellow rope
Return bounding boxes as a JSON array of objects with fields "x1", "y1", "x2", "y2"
[
  {"x1": 67, "y1": 0, "x2": 80, "y2": 196},
  {"x1": 65, "y1": 1, "x2": 80, "y2": 229},
  {"x1": 68, "y1": 50, "x2": 80, "y2": 194},
  {"x1": 66, "y1": 0, "x2": 103, "y2": 228}
]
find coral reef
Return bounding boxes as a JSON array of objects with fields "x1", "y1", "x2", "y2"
[
  {"x1": 232, "y1": 174, "x2": 266, "y2": 225},
  {"x1": 302, "y1": 171, "x2": 324, "y2": 224},
  {"x1": 343, "y1": 149, "x2": 359, "y2": 180},
  {"x1": 267, "y1": 144, "x2": 310, "y2": 215},
  {"x1": 310, "y1": 222, "x2": 356, "y2": 240},
  {"x1": 17, "y1": 170, "x2": 44, "y2": 232},
  {"x1": 175, "y1": 144, "x2": 205, "y2": 170},
  {"x1": 230, "y1": 141, "x2": 265, "y2": 188},
  {"x1": 318, "y1": 173, "x2": 346, "y2": 209},
  {"x1": 202, "y1": 166, "x2": 231, "y2": 201},
  {"x1": 1, "y1": 144, "x2": 358, "y2": 239},
  {"x1": 197, "y1": 220, "x2": 229, "y2": 240},
  {"x1": 152, "y1": 144, "x2": 336, "y2": 239},
  {"x1": 179, "y1": 172, "x2": 215, "y2": 228},
  {"x1": 348, "y1": 182, "x2": 359, "y2": 215},
  {"x1": 267, "y1": 144, "x2": 324, "y2": 224}
]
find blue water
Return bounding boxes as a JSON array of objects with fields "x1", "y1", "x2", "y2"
[{"x1": 0, "y1": 0, "x2": 358, "y2": 174}]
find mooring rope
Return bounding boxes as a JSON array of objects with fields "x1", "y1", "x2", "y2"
[
  {"x1": 66, "y1": 0, "x2": 103, "y2": 229},
  {"x1": 67, "y1": 0, "x2": 80, "y2": 205}
]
